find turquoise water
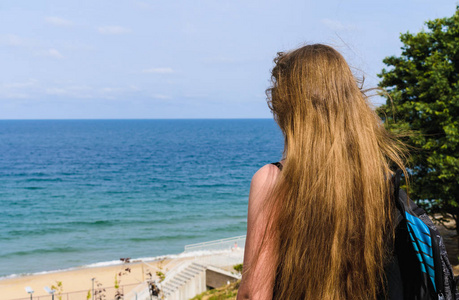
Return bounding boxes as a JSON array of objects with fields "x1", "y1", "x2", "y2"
[{"x1": 0, "y1": 119, "x2": 283, "y2": 277}]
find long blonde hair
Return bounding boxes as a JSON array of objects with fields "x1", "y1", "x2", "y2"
[{"x1": 262, "y1": 44, "x2": 408, "y2": 299}]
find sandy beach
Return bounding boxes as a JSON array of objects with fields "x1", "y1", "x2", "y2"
[
  {"x1": 0, "y1": 259, "x2": 171, "y2": 300},
  {"x1": 0, "y1": 246, "x2": 245, "y2": 300}
]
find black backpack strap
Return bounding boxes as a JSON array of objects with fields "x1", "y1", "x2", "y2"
[
  {"x1": 393, "y1": 169, "x2": 402, "y2": 205},
  {"x1": 392, "y1": 170, "x2": 422, "y2": 222},
  {"x1": 271, "y1": 162, "x2": 283, "y2": 171},
  {"x1": 393, "y1": 169, "x2": 406, "y2": 227}
]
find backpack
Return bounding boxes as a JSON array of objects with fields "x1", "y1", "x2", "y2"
[{"x1": 388, "y1": 169, "x2": 458, "y2": 300}]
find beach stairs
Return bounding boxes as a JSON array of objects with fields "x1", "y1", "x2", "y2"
[
  {"x1": 126, "y1": 236, "x2": 244, "y2": 300},
  {"x1": 125, "y1": 261, "x2": 206, "y2": 300},
  {"x1": 126, "y1": 261, "x2": 241, "y2": 300},
  {"x1": 160, "y1": 261, "x2": 207, "y2": 300}
]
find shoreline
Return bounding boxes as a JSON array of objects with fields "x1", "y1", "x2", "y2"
[
  {"x1": 0, "y1": 255, "x2": 169, "y2": 281},
  {"x1": 0, "y1": 248, "x2": 236, "y2": 281},
  {"x1": 0, "y1": 248, "x2": 243, "y2": 300}
]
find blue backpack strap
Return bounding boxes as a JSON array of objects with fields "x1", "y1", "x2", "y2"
[
  {"x1": 392, "y1": 170, "x2": 455, "y2": 299},
  {"x1": 393, "y1": 170, "x2": 439, "y2": 298}
]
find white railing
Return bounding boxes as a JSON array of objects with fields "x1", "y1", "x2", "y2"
[
  {"x1": 127, "y1": 235, "x2": 246, "y2": 300},
  {"x1": 184, "y1": 235, "x2": 246, "y2": 252},
  {"x1": 163, "y1": 260, "x2": 192, "y2": 281},
  {"x1": 125, "y1": 282, "x2": 150, "y2": 300}
]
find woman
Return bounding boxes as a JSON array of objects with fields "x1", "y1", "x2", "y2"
[{"x1": 237, "y1": 44, "x2": 408, "y2": 299}]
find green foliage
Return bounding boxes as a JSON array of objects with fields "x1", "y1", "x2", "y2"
[
  {"x1": 51, "y1": 281, "x2": 63, "y2": 300},
  {"x1": 190, "y1": 280, "x2": 240, "y2": 300},
  {"x1": 86, "y1": 290, "x2": 91, "y2": 300},
  {"x1": 156, "y1": 271, "x2": 166, "y2": 282},
  {"x1": 377, "y1": 6, "x2": 459, "y2": 231},
  {"x1": 233, "y1": 264, "x2": 243, "y2": 274},
  {"x1": 114, "y1": 274, "x2": 119, "y2": 289}
]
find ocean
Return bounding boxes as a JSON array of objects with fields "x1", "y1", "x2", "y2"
[{"x1": 0, "y1": 119, "x2": 283, "y2": 277}]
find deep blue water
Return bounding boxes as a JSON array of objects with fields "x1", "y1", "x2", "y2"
[{"x1": 0, "y1": 119, "x2": 283, "y2": 276}]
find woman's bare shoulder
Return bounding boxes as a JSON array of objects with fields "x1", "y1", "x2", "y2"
[
  {"x1": 251, "y1": 163, "x2": 281, "y2": 187},
  {"x1": 239, "y1": 164, "x2": 281, "y2": 300},
  {"x1": 249, "y1": 163, "x2": 281, "y2": 203}
]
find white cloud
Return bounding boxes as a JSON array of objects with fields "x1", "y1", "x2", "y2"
[
  {"x1": 43, "y1": 48, "x2": 64, "y2": 59},
  {"x1": 45, "y1": 85, "x2": 94, "y2": 98},
  {"x1": 203, "y1": 57, "x2": 237, "y2": 64},
  {"x1": 100, "y1": 87, "x2": 118, "y2": 93},
  {"x1": 45, "y1": 17, "x2": 73, "y2": 27},
  {"x1": 151, "y1": 94, "x2": 172, "y2": 99},
  {"x1": 2, "y1": 79, "x2": 38, "y2": 89},
  {"x1": 45, "y1": 85, "x2": 136, "y2": 99},
  {"x1": 0, "y1": 79, "x2": 39, "y2": 99},
  {"x1": 321, "y1": 19, "x2": 357, "y2": 31},
  {"x1": 0, "y1": 92, "x2": 30, "y2": 99},
  {"x1": 0, "y1": 80, "x2": 141, "y2": 100},
  {"x1": 182, "y1": 22, "x2": 198, "y2": 35},
  {"x1": 0, "y1": 34, "x2": 30, "y2": 47},
  {"x1": 97, "y1": 26, "x2": 131, "y2": 35},
  {"x1": 45, "y1": 88, "x2": 68, "y2": 95},
  {"x1": 135, "y1": 1, "x2": 154, "y2": 9},
  {"x1": 99, "y1": 87, "x2": 125, "y2": 95},
  {"x1": 142, "y1": 67, "x2": 174, "y2": 74},
  {"x1": 184, "y1": 93, "x2": 208, "y2": 99}
]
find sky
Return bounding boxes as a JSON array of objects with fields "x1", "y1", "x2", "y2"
[{"x1": 0, "y1": 0, "x2": 457, "y2": 119}]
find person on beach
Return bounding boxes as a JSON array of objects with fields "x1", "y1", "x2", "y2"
[{"x1": 237, "y1": 44, "x2": 410, "y2": 299}]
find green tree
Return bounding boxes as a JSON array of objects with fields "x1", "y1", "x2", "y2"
[{"x1": 377, "y1": 6, "x2": 459, "y2": 240}]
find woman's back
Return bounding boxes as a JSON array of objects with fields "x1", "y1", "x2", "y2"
[{"x1": 237, "y1": 44, "x2": 409, "y2": 300}]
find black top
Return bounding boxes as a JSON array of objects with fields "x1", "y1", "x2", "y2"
[{"x1": 271, "y1": 162, "x2": 283, "y2": 170}]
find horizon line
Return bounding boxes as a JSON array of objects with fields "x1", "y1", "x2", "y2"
[{"x1": 0, "y1": 117, "x2": 274, "y2": 121}]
